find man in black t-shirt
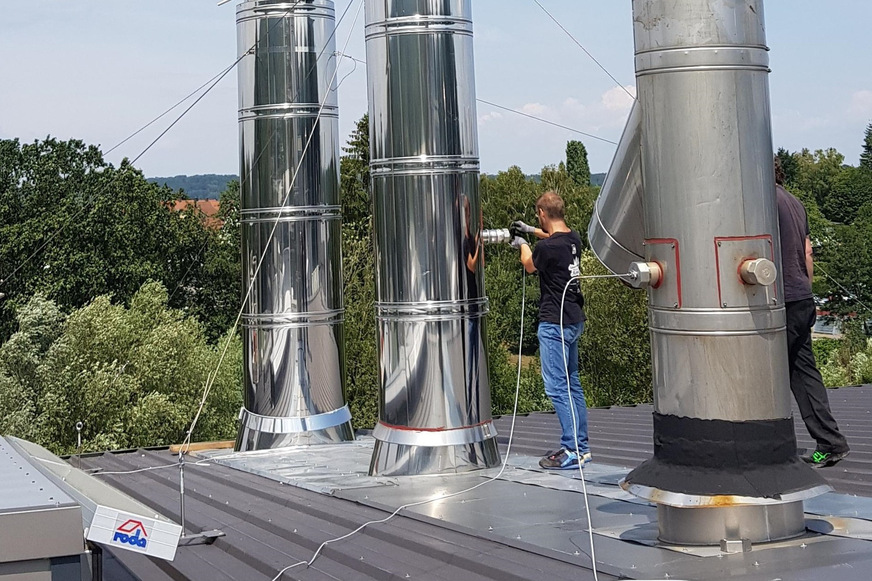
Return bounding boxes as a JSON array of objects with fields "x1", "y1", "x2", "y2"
[
  {"x1": 512, "y1": 191, "x2": 590, "y2": 470},
  {"x1": 775, "y1": 158, "x2": 849, "y2": 468}
]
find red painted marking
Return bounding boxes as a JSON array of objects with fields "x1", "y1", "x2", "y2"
[
  {"x1": 713, "y1": 234, "x2": 776, "y2": 305},
  {"x1": 645, "y1": 238, "x2": 681, "y2": 308},
  {"x1": 117, "y1": 519, "x2": 148, "y2": 537}
]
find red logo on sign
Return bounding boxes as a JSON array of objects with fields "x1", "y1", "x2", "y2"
[{"x1": 116, "y1": 520, "x2": 148, "y2": 537}]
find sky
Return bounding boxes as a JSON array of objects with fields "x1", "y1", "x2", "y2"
[{"x1": 2, "y1": 1, "x2": 871, "y2": 179}]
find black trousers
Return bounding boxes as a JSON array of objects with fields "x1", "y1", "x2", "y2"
[{"x1": 785, "y1": 298, "x2": 849, "y2": 454}]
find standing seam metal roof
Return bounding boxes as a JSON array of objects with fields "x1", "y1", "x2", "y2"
[{"x1": 82, "y1": 384, "x2": 872, "y2": 580}]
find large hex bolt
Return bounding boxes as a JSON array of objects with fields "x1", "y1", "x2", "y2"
[
  {"x1": 628, "y1": 261, "x2": 663, "y2": 289},
  {"x1": 740, "y1": 258, "x2": 777, "y2": 286}
]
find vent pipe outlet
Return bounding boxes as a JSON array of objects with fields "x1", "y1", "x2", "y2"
[
  {"x1": 235, "y1": 0, "x2": 354, "y2": 451},
  {"x1": 365, "y1": 0, "x2": 501, "y2": 476},
  {"x1": 615, "y1": 0, "x2": 829, "y2": 545}
]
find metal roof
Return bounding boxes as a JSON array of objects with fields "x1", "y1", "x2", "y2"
[{"x1": 79, "y1": 384, "x2": 872, "y2": 581}]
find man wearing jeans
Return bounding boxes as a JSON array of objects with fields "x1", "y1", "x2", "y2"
[{"x1": 512, "y1": 191, "x2": 590, "y2": 470}]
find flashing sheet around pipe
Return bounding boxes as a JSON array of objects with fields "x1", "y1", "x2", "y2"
[{"x1": 195, "y1": 438, "x2": 872, "y2": 580}]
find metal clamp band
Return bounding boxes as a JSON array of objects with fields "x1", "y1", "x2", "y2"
[
  {"x1": 239, "y1": 405, "x2": 352, "y2": 434},
  {"x1": 373, "y1": 420, "x2": 497, "y2": 447}
]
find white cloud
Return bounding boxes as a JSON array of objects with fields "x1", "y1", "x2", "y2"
[
  {"x1": 848, "y1": 90, "x2": 872, "y2": 119},
  {"x1": 601, "y1": 85, "x2": 637, "y2": 111},
  {"x1": 478, "y1": 111, "x2": 503, "y2": 125},
  {"x1": 521, "y1": 102, "x2": 548, "y2": 116}
]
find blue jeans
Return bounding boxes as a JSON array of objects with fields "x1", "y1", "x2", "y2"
[{"x1": 538, "y1": 321, "x2": 589, "y2": 455}]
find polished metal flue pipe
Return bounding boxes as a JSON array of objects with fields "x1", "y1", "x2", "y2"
[
  {"x1": 365, "y1": 0, "x2": 501, "y2": 476},
  {"x1": 591, "y1": 0, "x2": 828, "y2": 545},
  {"x1": 235, "y1": 0, "x2": 353, "y2": 451}
]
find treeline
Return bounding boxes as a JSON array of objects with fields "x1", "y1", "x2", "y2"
[
  {"x1": 147, "y1": 174, "x2": 238, "y2": 200},
  {"x1": 1, "y1": 121, "x2": 870, "y2": 454}
]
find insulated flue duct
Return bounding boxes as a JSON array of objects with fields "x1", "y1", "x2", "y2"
[
  {"x1": 587, "y1": 100, "x2": 644, "y2": 282},
  {"x1": 590, "y1": 0, "x2": 829, "y2": 545},
  {"x1": 365, "y1": 0, "x2": 501, "y2": 476},
  {"x1": 235, "y1": 0, "x2": 353, "y2": 451}
]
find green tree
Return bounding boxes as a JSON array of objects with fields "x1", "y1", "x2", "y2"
[
  {"x1": 776, "y1": 147, "x2": 800, "y2": 185},
  {"x1": 820, "y1": 202, "x2": 872, "y2": 319},
  {"x1": 566, "y1": 140, "x2": 591, "y2": 187},
  {"x1": 341, "y1": 218, "x2": 379, "y2": 428},
  {"x1": 861, "y1": 122, "x2": 872, "y2": 171},
  {"x1": 180, "y1": 180, "x2": 242, "y2": 342},
  {"x1": 0, "y1": 137, "x2": 221, "y2": 341},
  {"x1": 823, "y1": 166, "x2": 872, "y2": 224},
  {"x1": 791, "y1": 147, "x2": 845, "y2": 214},
  {"x1": 577, "y1": 251, "x2": 652, "y2": 406},
  {"x1": 0, "y1": 282, "x2": 242, "y2": 454},
  {"x1": 340, "y1": 115, "x2": 371, "y2": 226}
]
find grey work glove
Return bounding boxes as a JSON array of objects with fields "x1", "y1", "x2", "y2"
[
  {"x1": 512, "y1": 220, "x2": 536, "y2": 234},
  {"x1": 510, "y1": 235, "x2": 529, "y2": 249}
]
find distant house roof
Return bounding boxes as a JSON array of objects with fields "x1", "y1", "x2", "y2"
[
  {"x1": 81, "y1": 384, "x2": 872, "y2": 581},
  {"x1": 171, "y1": 199, "x2": 223, "y2": 229}
]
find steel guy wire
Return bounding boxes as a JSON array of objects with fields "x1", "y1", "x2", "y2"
[
  {"x1": 314, "y1": 49, "x2": 619, "y2": 146},
  {"x1": 477, "y1": 98, "x2": 618, "y2": 145},
  {"x1": 103, "y1": 61, "x2": 237, "y2": 157},
  {"x1": 531, "y1": 0, "x2": 636, "y2": 102},
  {"x1": 816, "y1": 264, "x2": 872, "y2": 315},
  {"x1": 179, "y1": 0, "x2": 366, "y2": 456}
]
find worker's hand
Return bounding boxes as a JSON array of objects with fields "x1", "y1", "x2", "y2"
[
  {"x1": 510, "y1": 235, "x2": 529, "y2": 249},
  {"x1": 512, "y1": 220, "x2": 536, "y2": 234}
]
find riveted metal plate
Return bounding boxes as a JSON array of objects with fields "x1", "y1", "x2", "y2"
[{"x1": 714, "y1": 236, "x2": 776, "y2": 308}]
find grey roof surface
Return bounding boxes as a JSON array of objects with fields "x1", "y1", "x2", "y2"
[{"x1": 80, "y1": 384, "x2": 872, "y2": 581}]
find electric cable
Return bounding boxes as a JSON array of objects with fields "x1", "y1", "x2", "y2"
[
  {"x1": 270, "y1": 263, "x2": 530, "y2": 580},
  {"x1": 531, "y1": 0, "x2": 636, "y2": 102}
]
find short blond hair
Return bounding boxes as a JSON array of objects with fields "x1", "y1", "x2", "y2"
[{"x1": 536, "y1": 190, "x2": 565, "y2": 220}]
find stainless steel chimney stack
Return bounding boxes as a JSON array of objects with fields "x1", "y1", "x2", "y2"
[
  {"x1": 596, "y1": 0, "x2": 829, "y2": 545},
  {"x1": 235, "y1": 0, "x2": 354, "y2": 451},
  {"x1": 365, "y1": 0, "x2": 501, "y2": 476}
]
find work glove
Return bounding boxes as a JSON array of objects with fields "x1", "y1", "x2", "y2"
[
  {"x1": 512, "y1": 220, "x2": 536, "y2": 234},
  {"x1": 510, "y1": 235, "x2": 529, "y2": 249}
]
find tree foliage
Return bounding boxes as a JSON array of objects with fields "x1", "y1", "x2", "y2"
[
  {"x1": 0, "y1": 137, "x2": 239, "y2": 342},
  {"x1": 0, "y1": 283, "x2": 241, "y2": 454},
  {"x1": 566, "y1": 140, "x2": 591, "y2": 187},
  {"x1": 861, "y1": 122, "x2": 872, "y2": 171}
]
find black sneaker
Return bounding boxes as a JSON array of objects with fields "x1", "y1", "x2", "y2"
[{"x1": 805, "y1": 449, "x2": 850, "y2": 468}]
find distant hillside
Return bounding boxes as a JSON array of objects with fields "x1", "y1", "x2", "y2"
[
  {"x1": 591, "y1": 172, "x2": 606, "y2": 187},
  {"x1": 520, "y1": 172, "x2": 606, "y2": 186},
  {"x1": 148, "y1": 174, "x2": 237, "y2": 199}
]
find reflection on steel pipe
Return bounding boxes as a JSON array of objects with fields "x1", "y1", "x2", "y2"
[
  {"x1": 365, "y1": 0, "x2": 501, "y2": 476},
  {"x1": 235, "y1": 0, "x2": 353, "y2": 451},
  {"x1": 615, "y1": 0, "x2": 827, "y2": 545}
]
